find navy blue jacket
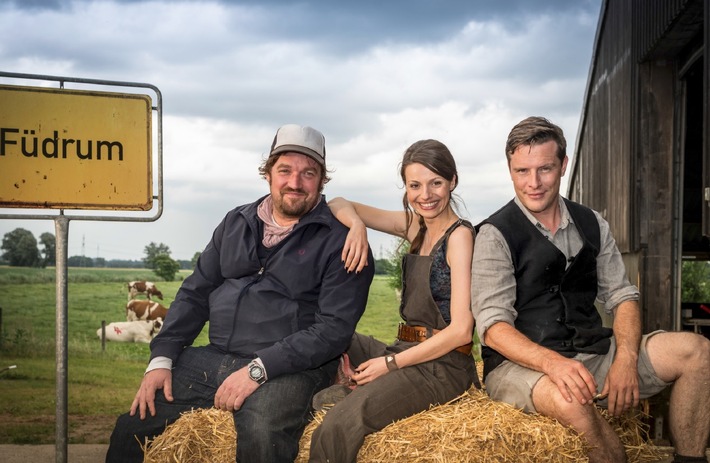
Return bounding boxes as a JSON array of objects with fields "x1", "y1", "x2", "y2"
[{"x1": 150, "y1": 194, "x2": 375, "y2": 379}]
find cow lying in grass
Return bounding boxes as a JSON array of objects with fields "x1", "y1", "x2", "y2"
[
  {"x1": 127, "y1": 281, "x2": 163, "y2": 301},
  {"x1": 126, "y1": 300, "x2": 168, "y2": 322},
  {"x1": 97, "y1": 318, "x2": 163, "y2": 344}
]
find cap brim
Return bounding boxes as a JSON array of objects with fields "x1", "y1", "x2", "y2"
[{"x1": 270, "y1": 145, "x2": 325, "y2": 166}]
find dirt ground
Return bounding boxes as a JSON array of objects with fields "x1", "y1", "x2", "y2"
[
  {"x1": 1, "y1": 444, "x2": 109, "y2": 463},
  {"x1": 0, "y1": 414, "x2": 115, "y2": 444},
  {"x1": 0, "y1": 414, "x2": 113, "y2": 463}
]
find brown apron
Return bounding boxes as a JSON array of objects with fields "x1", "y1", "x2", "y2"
[{"x1": 400, "y1": 220, "x2": 461, "y2": 329}]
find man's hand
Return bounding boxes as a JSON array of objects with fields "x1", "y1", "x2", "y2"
[
  {"x1": 543, "y1": 356, "x2": 598, "y2": 405},
  {"x1": 130, "y1": 368, "x2": 172, "y2": 420},
  {"x1": 601, "y1": 352, "x2": 639, "y2": 416},
  {"x1": 214, "y1": 367, "x2": 260, "y2": 412}
]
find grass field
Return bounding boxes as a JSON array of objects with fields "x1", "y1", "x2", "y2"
[{"x1": 0, "y1": 267, "x2": 403, "y2": 444}]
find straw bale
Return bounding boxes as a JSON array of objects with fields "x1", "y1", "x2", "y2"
[
  {"x1": 143, "y1": 387, "x2": 667, "y2": 463},
  {"x1": 142, "y1": 407, "x2": 236, "y2": 463}
]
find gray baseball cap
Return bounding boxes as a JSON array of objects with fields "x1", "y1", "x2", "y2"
[{"x1": 269, "y1": 124, "x2": 326, "y2": 167}]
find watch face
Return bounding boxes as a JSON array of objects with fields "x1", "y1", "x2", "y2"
[{"x1": 249, "y1": 363, "x2": 264, "y2": 381}]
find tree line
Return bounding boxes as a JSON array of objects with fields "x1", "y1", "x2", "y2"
[
  {"x1": 0, "y1": 228, "x2": 198, "y2": 281},
  {"x1": 1, "y1": 227, "x2": 406, "y2": 283}
]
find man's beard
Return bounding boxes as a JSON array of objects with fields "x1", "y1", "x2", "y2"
[{"x1": 274, "y1": 189, "x2": 315, "y2": 219}]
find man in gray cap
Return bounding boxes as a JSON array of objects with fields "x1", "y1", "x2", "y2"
[{"x1": 106, "y1": 124, "x2": 375, "y2": 463}]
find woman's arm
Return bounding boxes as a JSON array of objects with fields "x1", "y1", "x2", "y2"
[
  {"x1": 328, "y1": 197, "x2": 414, "y2": 272},
  {"x1": 351, "y1": 226, "x2": 474, "y2": 384}
]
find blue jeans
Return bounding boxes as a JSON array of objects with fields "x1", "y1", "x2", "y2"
[{"x1": 106, "y1": 344, "x2": 334, "y2": 463}]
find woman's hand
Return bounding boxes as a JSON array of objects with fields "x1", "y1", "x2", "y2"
[
  {"x1": 350, "y1": 356, "x2": 389, "y2": 385},
  {"x1": 341, "y1": 221, "x2": 369, "y2": 273}
]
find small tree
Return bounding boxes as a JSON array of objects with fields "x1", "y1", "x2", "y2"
[
  {"x1": 1, "y1": 228, "x2": 41, "y2": 267},
  {"x1": 374, "y1": 258, "x2": 394, "y2": 275},
  {"x1": 154, "y1": 254, "x2": 181, "y2": 281},
  {"x1": 191, "y1": 251, "x2": 201, "y2": 270},
  {"x1": 39, "y1": 232, "x2": 56, "y2": 267},
  {"x1": 144, "y1": 242, "x2": 172, "y2": 269},
  {"x1": 387, "y1": 239, "x2": 410, "y2": 293}
]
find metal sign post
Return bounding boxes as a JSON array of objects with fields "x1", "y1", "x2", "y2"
[
  {"x1": 54, "y1": 214, "x2": 69, "y2": 461},
  {"x1": 0, "y1": 72, "x2": 163, "y2": 463}
]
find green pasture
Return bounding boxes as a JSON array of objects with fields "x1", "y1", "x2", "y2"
[{"x1": 0, "y1": 267, "x2": 403, "y2": 444}]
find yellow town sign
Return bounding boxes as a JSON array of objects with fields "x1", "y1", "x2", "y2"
[{"x1": 0, "y1": 84, "x2": 152, "y2": 210}]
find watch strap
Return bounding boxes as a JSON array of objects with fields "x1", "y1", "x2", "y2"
[{"x1": 385, "y1": 354, "x2": 399, "y2": 372}]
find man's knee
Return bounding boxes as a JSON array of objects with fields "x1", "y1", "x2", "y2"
[
  {"x1": 106, "y1": 413, "x2": 151, "y2": 463},
  {"x1": 546, "y1": 395, "x2": 599, "y2": 430},
  {"x1": 689, "y1": 333, "x2": 710, "y2": 363},
  {"x1": 486, "y1": 364, "x2": 540, "y2": 413},
  {"x1": 647, "y1": 331, "x2": 710, "y2": 381},
  {"x1": 669, "y1": 331, "x2": 710, "y2": 361},
  {"x1": 110, "y1": 412, "x2": 140, "y2": 442}
]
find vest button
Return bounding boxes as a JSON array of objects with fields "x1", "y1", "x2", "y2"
[{"x1": 549, "y1": 285, "x2": 559, "y2": 293}]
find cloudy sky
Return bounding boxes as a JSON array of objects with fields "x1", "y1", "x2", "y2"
[{"x1": 0, "y1": 0, "x2": 601, "y2": 262}]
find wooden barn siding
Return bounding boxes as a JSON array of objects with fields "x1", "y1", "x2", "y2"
[
  {"x1": 572, "y1": 0, "x2": 634, "y2": 253},
  {"x1": 633, "y1": 0, "x2": 691, "y2": 62},
  {"x1": 572, "y1": 0, "x2": 687, "y2": 330},
  {"x1": 705, "y1": 1, "x2": 710, "y2": 237},
  {"x1": 638, "y1": 62, "x2": 676, "y2": 331}
]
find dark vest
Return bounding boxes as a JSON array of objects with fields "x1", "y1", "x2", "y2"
[{"x1": 479, "y1": 199, "x2": 612, "y2": 379}]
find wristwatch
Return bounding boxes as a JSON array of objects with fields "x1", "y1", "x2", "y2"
[{"x1": 247, "y1": 360, "x2": 267, "y2": 385}]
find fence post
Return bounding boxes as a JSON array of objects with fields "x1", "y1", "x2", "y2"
[{"x1": 101, "y1": 320, "x2": 106, "y2": 352}]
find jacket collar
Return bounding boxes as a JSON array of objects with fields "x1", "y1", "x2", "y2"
[{"x1": 242, "y1": 193, "x2": 332, "y2": 230}]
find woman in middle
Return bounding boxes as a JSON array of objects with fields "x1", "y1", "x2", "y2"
[{"x1": 308, "y1": 139, "x2": 481, "y2": 462}]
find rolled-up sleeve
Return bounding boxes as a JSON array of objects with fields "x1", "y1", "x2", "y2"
[
  {"x1": 592, "y1": 211, "x2": 640, "y2": 313},
  {"x1": 471, "y1": 224, "x2": 518, "y2": 346}
]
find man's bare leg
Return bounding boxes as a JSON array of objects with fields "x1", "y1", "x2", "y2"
[
  {"x1": 647, "y1": 332, "x2": 710, "y2": 458},
  {"x1": 533, "y1": 376, "x2": 626, "y2": 463}
]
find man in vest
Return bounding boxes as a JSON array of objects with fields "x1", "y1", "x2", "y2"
[{"x1": 471, "y1": 116, "x2": 710, "y2": 463}]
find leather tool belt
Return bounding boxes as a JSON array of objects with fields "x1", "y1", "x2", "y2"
[{"x1": 397, "y1": 323, "x2": 473, "y2": 356}]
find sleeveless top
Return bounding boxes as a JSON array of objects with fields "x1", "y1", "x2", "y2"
[{"x1": 430, "y1": 231, "x2": 455, "y2": 323}]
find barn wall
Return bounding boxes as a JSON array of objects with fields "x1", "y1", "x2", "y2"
[
  {"x1": 570, "y1": 0, "x2": 697, "y2": 331},
  {"x1": 637, "y1": 62, "x2": 676, "y2": 330},
  {"x1": 571, "y1": 0, "x2": 634, "y2": 253},
  {"x1": 633, "y1": 0, "x2": 693, "y2": 62}
]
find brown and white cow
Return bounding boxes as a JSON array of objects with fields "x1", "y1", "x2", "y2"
[
  {"x1": 127, "y1": 281, "x2": 163, "y2": 301},
  {"x1": 97, "y1": 318, "x2": 163, "y2": 343},
  {"x1": 126, "y1": 299, "x2": 169, "y2": 322}
]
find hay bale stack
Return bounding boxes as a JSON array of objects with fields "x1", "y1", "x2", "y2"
[
  {"x1": 142, "y1": 407, "x2": 236, "y2": 463},
  {"x1": 143, "y1": 387, "x2": 667, "y2": 463}
]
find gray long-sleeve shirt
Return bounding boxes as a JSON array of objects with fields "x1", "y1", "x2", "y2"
[{"x1": 471, "y1": 196, "x2": 639, "y2": 347}]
